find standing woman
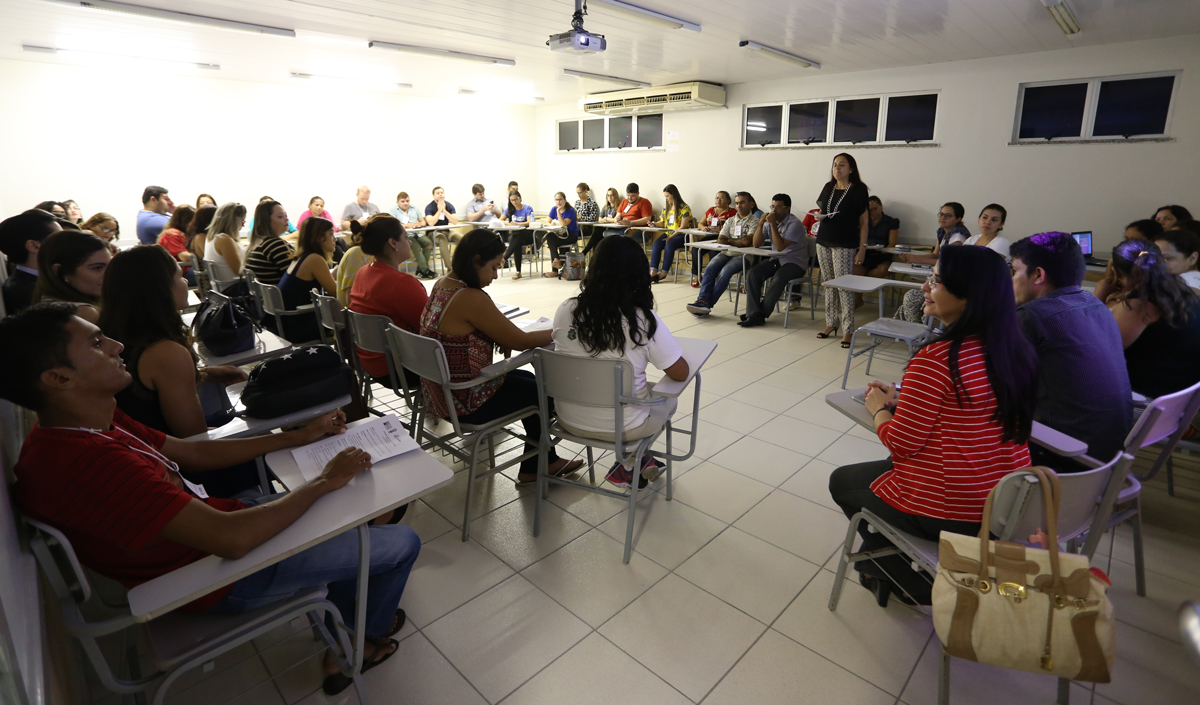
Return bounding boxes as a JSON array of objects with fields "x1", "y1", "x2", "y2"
[
  {"x1": 82, "y1": 212, "x2": 121, "y2": 255},
  {"x1": 420, "y1": 230, "x2": 582, "y2": 485},
  {"x1": 829, "y1": 246, "x2": 1037, "y2": 605},
  {"x1": 544, "y1": 192, "x2": 580, "y2": 278},
  {"x1": 185, "y1": 204, "x2": 217, "y2": 263},
  {"x1": 648, "y1": 184, "x2": 693, "y2": 283},
  {"x1": 205, "y1": 202, "x2": 247, "y2": 284},
  {"x1": 275, "y1": 216, "x2": 337, "y2": 342},
  {"x1": 157, "y1": 205, "x2": 197, "y2": 286},
  {"x1": 32, "y1": 230, "x2": 111, "y2": 311},
  {"x1": 245, "y1": 200, "x2": 294, "y2": 286},
  {"x1": 814, "y1": 153, "x2": 870, "y2": 346},
  {"x1": 501, "y1": 190, "x2": 537, "y2": 280},
  {"x1": 581, "y1": 187, "x2": 623, "y2": 256}
]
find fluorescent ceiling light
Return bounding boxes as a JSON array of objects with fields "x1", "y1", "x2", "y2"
[
  {"x1": 23, "y1": 43, "x2": 220, "y2": 69},
  {"x1": 43, "y1": 0, "x2": 295, "y2": 37},
  {"x1": 369, "y1": 40, "x2": 515, "y2": 66},
  {"x1": 738, "y1": 40, "x2": 820, "y2": 69},
  {"x1": 589, "y1": 0, "x2": 700, "y2": 32},
  {"x1": 458, "y1": 88, "x2": 476, "y2": 95},
  {"x1": 291, "y1": 72, "x2": 410, "y2": 89},
  {"x1": 563, "y1": 68, "x2": 650, "y2": 88},
  {"x1": 746, "y1": 126, "x2": 766, "y2": 132},
  {"x1": 295, "y1": 29, "x2": 366, "y2": 48},
  {"x1": 1039, "y1": 0, "x2": 1081, "y2": 35},
  {"x1": 746, "y1": 121, "x2": 766, "y2": 127}
]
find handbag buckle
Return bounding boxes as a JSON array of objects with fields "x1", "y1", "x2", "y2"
[
  {"x1": 976, "y1": 579, "x2": 991, "y2": 594},
  {"x1": 998, "y1": 582, "x2": 1027, "y2": 601},
  {"x1": 1040, "y1": 652, "x2": 1054, "y2": 671}
]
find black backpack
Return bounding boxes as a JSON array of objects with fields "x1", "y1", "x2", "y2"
[{"x1": 240, "y1": 345, "x2": 355, "y2": 419}]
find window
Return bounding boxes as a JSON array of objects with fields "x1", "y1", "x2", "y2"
[
  {"x1": 787, "y1": 102, "x2": 828, "y2": 144},
  {"x1": 556, "y1": 114, "x2": 664, "y2": 152},
  {"x1": 582, "y1": 119, "x2": 605, "y2": 149},
  {"x1": 558, "y1": 120, "x2": 579, "y2": 151},
  {"x1": 744, "y1": 105, "x2": 783, "y2": 147},
  {"x1": 834, "y1": 98, "x2": 880, "y2": 143},
  {"x1": 637, "y1": 114, "x2": 663, "y2": 148},
  {"x1": 1018, "y1": 83, "x2": 1088, "y2": 139},
  {"x1": 1093, "y1": 75, "x2": 1175, "y2": 137},
  {"x1": 885, "y1": 94, "x2": 938, "y2": 142},
  {"x1": 1014, "y1": 72, "x2": 1178, "y2": 141},
  {"x1": 608, "y1": 116, "x2": 633, "y2": 149}
]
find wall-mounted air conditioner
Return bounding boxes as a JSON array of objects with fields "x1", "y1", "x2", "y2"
[{"x1": 579, "y1": 82, "x2": 725, "y2": 115}]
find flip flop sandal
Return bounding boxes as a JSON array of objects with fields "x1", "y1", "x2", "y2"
[
  {"x1": 385, "y1": 609, "x2": 406, "y2": 638},
  {"x1": 322, "y1": 637, "x2": 400, "y2": 695}
]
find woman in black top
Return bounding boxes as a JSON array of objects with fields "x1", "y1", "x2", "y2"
[
  {"x1": 1096, "y1": 238, "x2": 1200, "y2": 398},
  {"x1": 813, "y1": 153, "x2": 870, "y2": 347},
  {"x1": 857, "y1": 196, "x2": 898, "y2": 279}
]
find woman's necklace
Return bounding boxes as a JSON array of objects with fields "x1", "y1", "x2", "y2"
[
  {"x1": 446, "y1": 275, "x2": 466, "y2": 285},
  {"x1": 827, "y1": 182, "x2": 851, "y2": 214}
]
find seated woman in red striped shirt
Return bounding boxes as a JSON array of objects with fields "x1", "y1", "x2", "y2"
[{"x1": 829, "y1": 245, "x2": 1038, "y2": 607}]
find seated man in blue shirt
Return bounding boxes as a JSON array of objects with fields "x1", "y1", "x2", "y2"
[
  {"x1": 739, "y1": 194, "x2": 813, "y2": 328},
  {"x1": 136, "y1": 185, "x2": 173, "y2": 244},
  {"x1": 1011, "y1": 231, "x2": 1133, "y2": 471}
]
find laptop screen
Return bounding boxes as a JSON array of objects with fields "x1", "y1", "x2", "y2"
[{"x1": 1072, "y1": 231, "x2": 1093, "y2": 256}]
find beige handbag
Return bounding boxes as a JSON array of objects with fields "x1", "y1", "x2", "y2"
[{"x1": 931, "y1": 466, "x2": 1115, "y2": 682}]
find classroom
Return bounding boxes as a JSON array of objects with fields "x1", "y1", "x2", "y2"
[{"x1": 1, "y1": 1, "x2": 1199, "y2": 704}]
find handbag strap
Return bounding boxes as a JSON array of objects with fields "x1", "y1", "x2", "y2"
[{"x1": 975, "y1": 465, "x2": 1064, "y2": 588}]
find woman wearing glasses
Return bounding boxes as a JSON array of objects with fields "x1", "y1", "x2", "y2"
[
  {"x1": 896, "y1": 201, "x2": 968, "y2": 266},
  {"x1": 829, "y1": 245, "x2": 1037, "y2": 607},
  {"x1": 82, "y1": 212, "x2": 122, "y2": 255}
]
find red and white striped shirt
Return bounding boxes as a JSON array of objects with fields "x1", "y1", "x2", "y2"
[{"x1": 871, "y1": 336, "x2": 1030, "y2": 522}]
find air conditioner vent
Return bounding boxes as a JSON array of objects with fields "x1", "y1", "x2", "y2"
[{"x1": 576, "y1": 82, "x2": 725, "y2": 115}]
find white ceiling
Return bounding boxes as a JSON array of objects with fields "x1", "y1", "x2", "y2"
[{"x1": 3, "y1": 0, "x2": 1199, "y2": 104}]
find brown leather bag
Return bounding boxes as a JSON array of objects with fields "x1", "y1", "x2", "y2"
[{"x1": 932, "y1": 467, "x2": 1115, "y2": 682}]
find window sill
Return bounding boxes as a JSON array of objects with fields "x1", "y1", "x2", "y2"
[
  {"x1": 556, "y1": 148, "x2": 667, "y2": 154},
  {"x1": 739, "y1": 142, "x2": 939, "y2": 151},
  {"x1": 1008, "y1": 137, "x2": 1174, "y2": 146}
]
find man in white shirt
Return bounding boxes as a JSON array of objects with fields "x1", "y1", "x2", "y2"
[
  {"x1": 740, "y1": 194, "x2": 812, "y2": 328},
  {"x1": 465, "y1": 184, "x2": 503, "y2": 225}
]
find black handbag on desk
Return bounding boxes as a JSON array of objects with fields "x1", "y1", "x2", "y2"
[
  {"x1": 193, "y1": 296, "x2": 258, "y2": 356},
  {"x1": 240, "y1": 345, "x2": 355, "y2": 419}
]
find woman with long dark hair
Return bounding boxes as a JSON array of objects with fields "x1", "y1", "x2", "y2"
[
  {"x1": 274, "y1": 215, "x2": 337, "y2": 341},
  {"x1": 97, "y1": 245, "x2": 254, "y2": 497},
  {"x1": 829, "y1": 245, "x2": 1038, "y2": 606},
  {"x1": 553, "y1": 236, "x2": 688, "y2": 486},
  {"x1": 814, "y1": 153, "x2": 870, "y2": 347},
  {"x1": 647, "y1": 184, "x2": 694, "y2": 283},
  {"x1": 32, "y1": 230, "x2": 111, "y2": 309},
  {"x1": 185, "y1": 204, "x2": 217, "y2": 263},
  {"x1": 421, "y1": 229, "x2": 583, "y2": 484},
  {"x1": 1096, "y1": 239, "x2": 1200, "y2": 398},
  {"x1": 581, "y1": 187, "x2": 624, "y2": 256},
  {"x1": 245, "y1": 199, "x2": 294, "y2": 285},
  {"x1": 1154, "y1": 204, "x2": 1194, "y2": 232},
  {"x1": 157, "y1": 204, "x2": 197, "y2": 285},
  {"x1": 501, "y1": 190, "x2": 538, "y2": 280}
]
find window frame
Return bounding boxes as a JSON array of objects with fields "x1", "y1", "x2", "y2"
[
  {"x1": 555, "y1": 113, "x2": 665, "y2": 153},
  {"x1": 743, "y1": 90, "x2": 941, "y2": 149},
  {"x1": 1012, "y1": 70, "x2": 1179, "y2": 143}
]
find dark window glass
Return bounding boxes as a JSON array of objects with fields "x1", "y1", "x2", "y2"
[
  {"x1": 1018, "y1": 83, "x2": 1087, "y2": 139},
  {"x1": 636, "y1": 114, "x2": 663, "y2": 148},
  {"x1": 787, "y1": 102, "x2": 828, "y2": 144},
  {"x1": 583, "y1": 119, "x2": 605, "y2": 149},
  {"x1": 885, "y1": 94, "x2": 938, "y2": 141},
  {"x1": 834, "y1": 98, "x2": 881, "y2": 143},
  {"x1": 558, "y1": 120, "x2": 579, "y2": 151},
  {"x1": 1093, "y1": 76, "x2": 1175, "y2": 137},
  {"x1": 609, "y1": 116, "x2": 633, "y2": 149},
  {"x1": 744, "y1": 105, "x2": 783, "y2": 146}
]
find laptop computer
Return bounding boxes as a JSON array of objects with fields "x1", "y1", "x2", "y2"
[{"x1": 1072, "y1": 231, "x2": 1108, "y2": 266}]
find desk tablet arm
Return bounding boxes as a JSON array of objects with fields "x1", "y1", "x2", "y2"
[{"x1": 448, "y1": 350, "x2": 535, "y2": 389}]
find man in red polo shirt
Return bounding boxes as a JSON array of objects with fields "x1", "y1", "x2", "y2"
[{"x1": 0, "y1": 303, "x2": 419, "y2": 694}]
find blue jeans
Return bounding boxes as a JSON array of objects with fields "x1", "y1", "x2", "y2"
[
  {"x1": 696, "y1": 253, "x2": 743, "y2": 307},
  {"x1": 650, "y1": 233, "x2": 686, "y2": 272},
  {"x1": 206, "y1": 523, "x2": 421, "y2": 639}
]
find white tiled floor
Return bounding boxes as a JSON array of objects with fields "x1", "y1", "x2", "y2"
[{"x1": 149, "y1": 274, "x2": 1200, "y2": 705}]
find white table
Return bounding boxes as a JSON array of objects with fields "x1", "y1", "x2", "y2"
[
  {"x1": 883, "y1": 246, "x2": 933, "y2": 255},
  {"x1": 889, "y1": 261, "x2": 934, "y2": 279},
  {"x1": 197, "y1": 329, "x2": 293, "y2": 368},
  {"x1": 494, "y1": 302, "x2": 530, "y2": 319},
  {"x1": 825, "y1": 389, "x2": 1088, "y2": 458},
  {"x1": 650, "y1": 338, "x2": 718, "y2": 398},
  {"x1": 822, "y1": 274, "x2": 893, "y2": 318},
  {"x1": 128, "y1": 416, "x2": 454, "y2": 621},
  {"x1": 186, "y1": 381, "x2": 352, "y2": 441}
]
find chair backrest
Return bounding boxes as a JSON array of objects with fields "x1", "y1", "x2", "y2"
[
  {"x1": 534, "y1": 348, "x2": 636, "y2": 407},
  {"x1": 205, "y1": 289, "x2": 232, "y2": 307},
  {"x1": 346, "y1": 309, "x2": 392, "y2": 354},
  {"x1": 310, "y1": 291, "x2": 346, "y2": 333},
  {"x1": 203, "y1": 258, "x2": 238, "y2": 286},
  {"x1": 26, "y1": 518, "x2": 92, "y2": 605},
  {"x1": 1126, "y1": 378, "x2": 1200, "y2": 450},
  {"x1": 988, "y1": 453, "x2": 1133, "y2": 548},
  {"x1": 254, "y1": 280, "x2": 286, "y2": 315},
  {"x1": 385, "y1": 325, "x2": 452, "y2": 387}
]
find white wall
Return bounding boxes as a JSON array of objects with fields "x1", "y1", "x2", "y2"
[
  {"x1": 0, "y1": 59, "x2": 537, "y2": 227},
  {"x1": 536, "y1": 34, "x2": 1200, "y2": 252}
]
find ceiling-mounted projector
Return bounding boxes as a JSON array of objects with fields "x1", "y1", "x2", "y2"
[{"x1": 548, "y1": 1, "x2": 606, "y2": 54}]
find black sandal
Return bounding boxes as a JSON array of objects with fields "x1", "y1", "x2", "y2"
[
  {"x1": 322, "y1": 637, "x2": 400, "y2": 695},
  {"x1": 816, "y1": 327, "x2": 838, "y2": 339}
]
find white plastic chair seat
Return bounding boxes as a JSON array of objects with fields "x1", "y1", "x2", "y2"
[
  {"x1": 145, "y1": 587, "x2": 328, "y2": 670},
  {"x1": 841, "y1": 318, "x2": 933, "y2": 388},
  {"x1": 555, "y1": 394, "x2": 676, "y2": 444}
]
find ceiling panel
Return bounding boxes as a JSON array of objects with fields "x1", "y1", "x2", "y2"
[{"x1": 1, "y1": 0, "x2": 1197, "y2": 104}]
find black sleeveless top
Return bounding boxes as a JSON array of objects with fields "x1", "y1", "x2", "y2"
[
  {"x1": 114, "y1": 343, "x2": 173, "y2": 434},
  {"x1": 1124, "y1": 297, "x2": 1200, "y2": 398}
]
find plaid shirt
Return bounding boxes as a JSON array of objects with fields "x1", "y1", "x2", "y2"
[{"x1": 575, "y1": 198, "x2": 599, "y2": 222}]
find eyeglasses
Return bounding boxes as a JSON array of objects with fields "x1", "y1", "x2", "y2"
[
  {"x1": 936, "y1": 212, "x2": 954, "y2": 218},
  {"x1": 926, "y1": 273, "x2": 942, "y2": 287}
]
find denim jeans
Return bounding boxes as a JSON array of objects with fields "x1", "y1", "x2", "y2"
[
  {"x1": 650, "y1": 233, "x2": 686, "y2": 272},
  {"x1": 696, "y1": 253, "x2": 743, "y2": 307},
  {"x1": 206, "y1": 523, "x2": 421, "y2": 639}
]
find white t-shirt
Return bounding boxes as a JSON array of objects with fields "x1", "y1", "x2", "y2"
[
  {"x1": 204, "y1": 234, "x2": 243, "y2": 280},
  {"x1": 964, "y1": 233, "x2": 1011, "y2": 260},
  {"x1": 1180, "y1": 270, "x2": 1200, "y2": 289},
  {"x1": 552, "y1": 299, "x2": 683, "y2": 433}
]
